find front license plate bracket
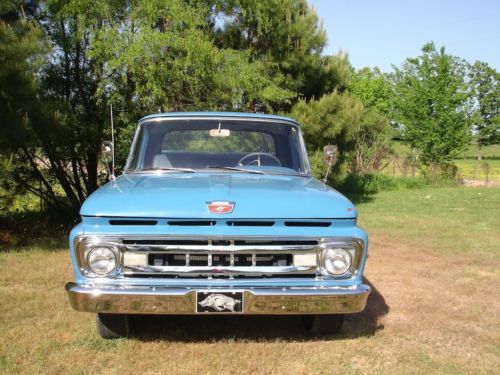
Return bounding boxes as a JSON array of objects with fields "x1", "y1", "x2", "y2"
[{"x1": 196, "y1": 291, "x2": 244, "y2": 313}]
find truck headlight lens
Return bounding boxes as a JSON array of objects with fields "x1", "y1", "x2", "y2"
[
  {"x1": 87, "y1": 247, "x2": 118, "y2": 275},
  {"x1": 322, "y1": 248, "x2": 352, "y2": 275}
]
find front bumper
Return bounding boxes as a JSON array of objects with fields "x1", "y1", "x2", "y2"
[{"x1": 65, "y1": 282, "x2": 370, "y2": 315}]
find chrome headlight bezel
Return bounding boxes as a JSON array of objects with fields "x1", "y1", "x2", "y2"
[
  {"x1": 75, "y1": 237, "x2": 123, "y2": 278},
  {"x1": 87, "y1": 246, "x2": 119, "y2": 275},
  {"x1": 318, "y1": 238, "x2": 364, "y2": 278}
]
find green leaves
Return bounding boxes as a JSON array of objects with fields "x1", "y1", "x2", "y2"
[
  {"x1": 393, "y1": 42, "x2": 472, "y2": 167},
  {"x1": 88, "y1": 0, "x2": 294, "y2": 115},
  {"x1": 469, "y1": 61, "x2": 500, "y2": 147},
  {"x1": 291, "y1": 91, "x2": 365, "y2": 181},
  {"x1": 213, "y1": 0, "x2": 341, "y2": 105},
  {"x1": 350, "y1": 67, "x2": 393, "y2": 115}
]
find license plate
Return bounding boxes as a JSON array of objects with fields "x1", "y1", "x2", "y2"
[{"x1": 196, "y1": 291, "x2": 244, "y2": 313}]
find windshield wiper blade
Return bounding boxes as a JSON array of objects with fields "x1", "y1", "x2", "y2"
[
  {"x1": 139, "y1": 167, "x2": 197, "y2": 173},
  {"x1": 206, "y1": 166, "x2": 266, "y2": 174}
]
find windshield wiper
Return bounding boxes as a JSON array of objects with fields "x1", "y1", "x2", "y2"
[
  {"x1": 138, "y1": 167, "x2": 197, "y2": 173},
  {"x1": 206, "y1": 166, "x2": 266, "y2": 174}
]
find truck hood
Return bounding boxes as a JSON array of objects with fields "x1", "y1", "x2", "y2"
[{"x1": 80, "y1": 173, "x2": 356, "y2": 219}]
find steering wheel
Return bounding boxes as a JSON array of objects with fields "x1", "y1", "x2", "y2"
[{"x1": 237, "y1": 152, "x2": 282, "y2": 167}]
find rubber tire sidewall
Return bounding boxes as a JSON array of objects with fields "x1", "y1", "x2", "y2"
[
  {"x1": 302, "y1": 314, "x2": 345, "y2": 334},
  {"x1": 96, "y1": 313, "x2": 130, "y2": 339}
]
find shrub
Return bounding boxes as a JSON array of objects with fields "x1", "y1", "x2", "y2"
[{"x1": 336, "y1": 173, "x2": 456, "y2": 196}]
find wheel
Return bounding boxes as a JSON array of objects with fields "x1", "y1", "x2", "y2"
[
  {"x1": 96, "y1": 313, "x2": 130, "y2": 339},
  {"x1": 302, "y1": 314, "x2": 344, "y2": 334}
]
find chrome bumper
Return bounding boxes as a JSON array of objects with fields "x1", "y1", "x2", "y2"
[{"x1": 65, "y1": 282, "x2": 370, "y2": 315}]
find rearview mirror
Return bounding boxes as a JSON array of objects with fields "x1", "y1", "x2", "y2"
[
  {"x1": 323, "y1": 145, "x2": 338, "y2": 166},
  {"x1": 209, "y1": 128, "x2": 231, "y2": 137},
  {"x1": 101, "y1": 141, "x2": 114, "y2": 163},
  {"x1": 209, "y1": 122, "x2": 231, "y2": 137}
]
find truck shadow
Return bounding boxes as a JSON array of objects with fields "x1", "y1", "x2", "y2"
[{"x1": 131, "y1": 279, "x2": 388, "y2": 342}]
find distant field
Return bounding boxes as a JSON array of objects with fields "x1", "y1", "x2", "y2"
[
  {"x1": 383, "y1": 142, "x2": 500, "y2": 181},
  {"x1": 1, "y1": 187, "x2": 498, "y2": 374},
  {"x1": 455, "y1": 158, "x2": 500, "y2": 181}
]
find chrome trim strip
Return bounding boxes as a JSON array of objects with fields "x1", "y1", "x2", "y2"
[
  {"x1": 75, "y1": 234, "x2": 323, "y2": 242},
  {"x1": 66, "y1": 282, "x2": 370, "y2": 315},
  {"x1": 123, "y1": 265, "x2": 315, "y2": 275},
  {"x1": 123, "y1": 244, "x2": 317, "y2": 253}
]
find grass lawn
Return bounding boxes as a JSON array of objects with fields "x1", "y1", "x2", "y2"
[{"x1": 0, "y1": 187, "x2": 499, "y2": 374}]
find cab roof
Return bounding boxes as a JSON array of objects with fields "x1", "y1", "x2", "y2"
[{"x1": 139, "y1": 112, "x2": 299, "y2": 125}]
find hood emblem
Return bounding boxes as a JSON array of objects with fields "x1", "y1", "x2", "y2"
[{"x1": 207, "y1": 201, "x2": 235, "y2": 214}]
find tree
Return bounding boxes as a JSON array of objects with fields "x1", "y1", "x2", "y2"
[
  {"x1": 88, "y1": 0, "x2": 293, "y2": 116},
  {"x1": 393, "y1": 42, "x2": 472, "y2": 170},
  {"x1": 291, "y1": 91, "x2": 364, "y2": 181},
  {"x1": 212, "y1": 0, "x2": 350, "y2": 106},
  {"x1": 349, "y1": 68, "x2": 394, "y2": 174},
  {"x1": 470, "y1": 61, "x2": 499, "y2": 150},
  {"x1": 0, "y1": 3, "x2": 68, "y2": 211},
  {"x1": 0, "y1": 0, "x2": 294, "y2": 218},
  {"x1": 350, "y1": 67, "x2": 393, "y2": 115}
]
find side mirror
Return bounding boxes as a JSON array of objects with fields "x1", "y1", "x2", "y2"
[
  {"x1": 101, "y1": 141, "x2": 114, "y2": 163},
  {"x1": 322, "y1": 145, "x2": 338, "y2": 184},
  {"x1": 323, "y1": 145, "x2": 338, "y2": 167},
  {"x1": 101, "y1": 141, "x2": 116, "y2": 180}
]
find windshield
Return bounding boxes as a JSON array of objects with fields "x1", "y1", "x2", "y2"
[{"x1": 126, "y1": 118, "x2": 311, "y2": 175}]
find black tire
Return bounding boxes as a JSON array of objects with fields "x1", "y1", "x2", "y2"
[
  {"x1": 96, "y1": 313, "x2": 130, "y2": 339},
  {"x1": 302, "y1": 314, "x2": 344, "y2": 334}
]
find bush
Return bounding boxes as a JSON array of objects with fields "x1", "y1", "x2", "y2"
[
  {"x1": 336, "y1": 173, "x2": 457, "y2": 196},
  {"x1": 291, "y1": 91, "x2": 364, "y2": 182},
  {"x1": 420, "y1": 163, "x2": 459, "y2": 180}
]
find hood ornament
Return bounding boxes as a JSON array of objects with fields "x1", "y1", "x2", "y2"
[{"x1": 207, "y1": 201, "x2": 235, "y2": 214}]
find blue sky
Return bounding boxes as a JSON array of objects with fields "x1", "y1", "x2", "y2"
[{"x1": 309, "y1": 0, "x2": 500, "y2": 72}]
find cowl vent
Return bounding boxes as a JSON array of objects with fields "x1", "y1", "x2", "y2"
[
  {"x1": 167, "y1": 221, "x2": 216, "y2": 226},
  {"x1": 109, "y1": 220, "x2": 158, "y2": 226},
  {"x1": 284, "y1": 221, "x2": 331, "y2": 227},
  {"x1": 227, "y1": 221, "x2": 275, "y2": 227}
]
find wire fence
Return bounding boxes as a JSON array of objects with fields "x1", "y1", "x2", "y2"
[{"x1": 378, "y1": 157, "x2": 500, "y2": 182}]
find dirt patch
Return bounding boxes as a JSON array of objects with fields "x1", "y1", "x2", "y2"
[
  {"x1": 363, "y1": 231, "x2": 500, "y2": 365},
  {"x1": 461, "y1": 179, "x2": 500, "y2": 187}
]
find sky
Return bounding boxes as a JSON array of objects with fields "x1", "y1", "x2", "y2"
[{"x1": 309, "y1": 0, "x2": 500, "y2": 72}]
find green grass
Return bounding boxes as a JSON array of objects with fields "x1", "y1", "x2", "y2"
[{"x1": 357, "y1": 186, "x2": 500, "y2": 258}]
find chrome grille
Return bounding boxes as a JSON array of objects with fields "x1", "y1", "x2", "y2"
[
  {"x1": 149, "y1": 253, "x2": 293, "y2": 267},
  {"x1": 120, "y1": 238, "x2": 319, "y2": 278}
]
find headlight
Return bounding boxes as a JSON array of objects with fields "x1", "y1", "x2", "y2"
[
  {"x1": 87, "y1": 247, "x2": 118, "y2": 275},
  {"x1": 322, "y1": 248, "x2": 353, "y2": 275}
]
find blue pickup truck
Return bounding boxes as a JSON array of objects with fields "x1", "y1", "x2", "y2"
[{"x1": 65, "y1": 112, "x2": 370, "y2": 338}]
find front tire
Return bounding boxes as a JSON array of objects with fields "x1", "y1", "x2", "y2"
[
  {"x1": 302, "y1": 314, "x2": 344, "y2": 334},
  {"x1": 96, "y1": 313, "x2": 130, "y2": 339}
]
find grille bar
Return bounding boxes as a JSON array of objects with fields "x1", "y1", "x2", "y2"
[
  {"x1": 147, "y1": 253, "x2": 293, "y2": 267},
  {"x1": 123, "y1": 244, "x2": 316, "y2": 253},
  {"x1": 123, "y1": 265, "x2": 315, "y2": 275}
]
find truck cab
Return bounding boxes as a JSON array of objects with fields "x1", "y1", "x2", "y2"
[{"x1": 65, "y1": 112, "x2": 370, "y2": 338}]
